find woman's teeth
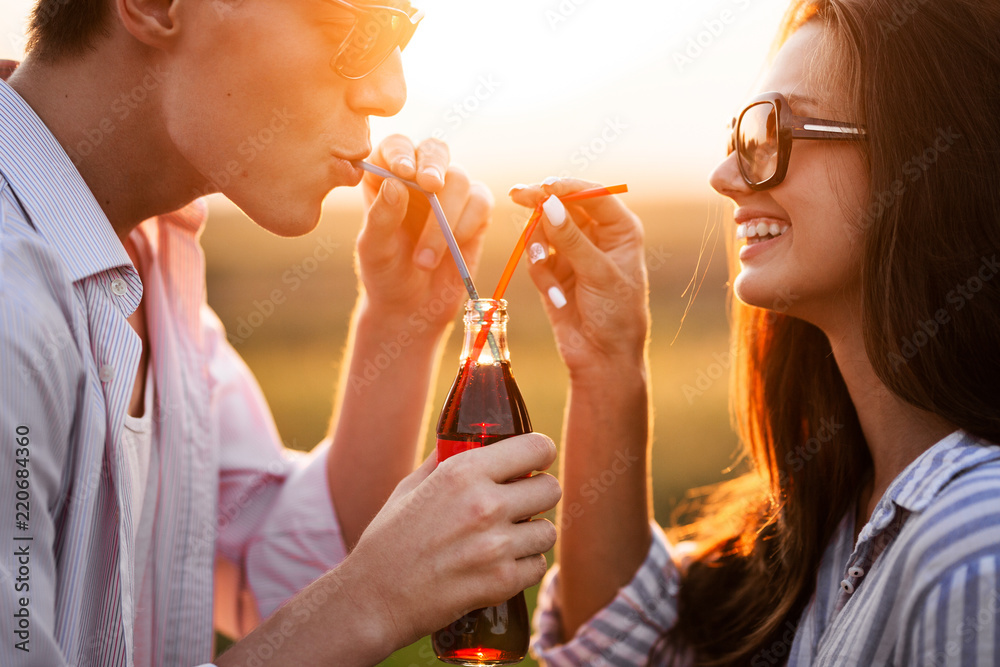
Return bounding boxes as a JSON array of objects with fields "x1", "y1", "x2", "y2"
[{"x1": 736, "y1": 221, "x2": 790, "y2": 243}]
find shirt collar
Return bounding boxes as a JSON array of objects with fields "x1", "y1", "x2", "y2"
[
  {"x1": 863, "y1": 430, "x2": 1000, "y2": 536},
  {"x1": 0, "y1": 78, "x2": 132, "y2": 284},
  {"x1": 887, "y1": 430, "x2": 1000, "y2": 512}
]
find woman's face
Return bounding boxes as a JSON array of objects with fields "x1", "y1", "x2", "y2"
[{"x1": 710, "y1": 22, "x2": 869, "y2": 331}]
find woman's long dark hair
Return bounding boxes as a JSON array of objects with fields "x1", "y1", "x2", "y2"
[{"x1": 667, "y1": 1, "x2": 1000, "y2": 664}]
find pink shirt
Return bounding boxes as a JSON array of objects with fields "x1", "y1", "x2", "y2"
[{"x1": 0, "y1": 72, "x2": 347, "y2": 666}]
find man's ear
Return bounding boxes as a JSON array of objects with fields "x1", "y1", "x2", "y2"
[{"x1": 115, "y1": 0, "x2": 181, "y2": 49}]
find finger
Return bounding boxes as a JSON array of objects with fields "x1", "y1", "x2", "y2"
[
  {"x1": 388, "y1": 452, "x2": 438, "y2": 504},
  {"x1": 400, "y1": 189, "x2": 432, "y2": 246},
  {"x1": 527, "y1": 259, "x2": 571, "y2": 313},
  {"x1": 539, "y1": 195, "x2": 618, "y2": 285},
  {"x1": 526, "y1": 219, "x2": 550, "y2": 266},
  {"x1": 527, "y1": 222, "x2": 574, "y2": 286},
  {"x1": 462, "y1": 433, "x2": 557, "y2": 484},
  {"x1": 512, "y1": 553, "x2": 550, "y2": 592},
  {"x1": 508, "y1": 519, "x2": 558, "y2": 560},
  {"x1": 412, "y1": 166, "x2": 471, "y2": 270},
  {"x1": 540, "y1": 175, "x2": 604, "y2": 193},
  {"x1": 357, "y1": 179, "x2": 411, "y2": 267},
  {"x1": 541, "y1": 176, "x2": 638, "y2": 236},
  {"x1": 510, "y1": 176, "x2": 603, "y2": 208},
  {"x1": 452, "y1": 181, "x2": 495, "y2": 249},
  {"x1": 373, "y1": 133, "x2": 418, "y2": 180},
  {"x1": 415, "y1": 137, "x2": 450, "y2": 192},
  {"x1": 508, "y1": 182, "x2": 547, "y2": 209},
  {"x1": 501, "y1": 473, "x2": 562, "y2": 523}
]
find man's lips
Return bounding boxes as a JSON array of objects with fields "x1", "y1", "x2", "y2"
[
  {"x1": 333, "y1": 147, "x2": 371, "y2": 161},
  {"x1": 331, "y1": 155, "x2": 365, "y2": 185}
]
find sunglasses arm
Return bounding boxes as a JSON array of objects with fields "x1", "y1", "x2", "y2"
[{"x1": 790, "y1": 114, "x2": 866, "y2": 140}]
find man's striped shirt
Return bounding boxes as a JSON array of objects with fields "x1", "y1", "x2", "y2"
[{"x1": 0, "y1": 75, "x2": 346, "y2": 666}]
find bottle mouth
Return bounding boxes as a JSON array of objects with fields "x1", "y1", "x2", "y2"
[{"x1": 464, "y1": 299, "x2": 508, "y2": 326}]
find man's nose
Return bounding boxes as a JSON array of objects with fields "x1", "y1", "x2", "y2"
[{"x1": 347, "y1": 50, "x2": 407, "y2": 118}]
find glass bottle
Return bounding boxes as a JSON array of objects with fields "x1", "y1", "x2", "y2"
[{"x1": 432, "y1": 299, "x2": 531, "y2": 666}]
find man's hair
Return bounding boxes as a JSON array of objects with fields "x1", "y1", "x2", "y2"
[{"x1": 27, "y1": 0, "x2": 112, "y2": 61}]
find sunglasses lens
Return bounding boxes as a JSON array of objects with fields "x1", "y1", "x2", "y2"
[
  {"x1": 336, "y1": 10, "x2": 410, "y2": 78},
  {"x1": 738, "y1": 102, "x2": 779, "y2": 186}
]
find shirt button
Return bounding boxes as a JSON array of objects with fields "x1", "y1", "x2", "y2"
[
  {"x1": 110, "y1": 278, "x2": 128, "y2": 296},
  {"x1": 840, "y1": 579, "x2": 856, "y2": 594},
  {"x1": 849, "y1": 566, "x2": 865, "y2": 578},
  {"x1": 99, "y1": 365, "x2": 115, "y2": 383}
]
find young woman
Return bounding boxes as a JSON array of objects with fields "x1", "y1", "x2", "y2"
[{"x1": 511, "y1": 0, "x2": 1000, "y2": 663}]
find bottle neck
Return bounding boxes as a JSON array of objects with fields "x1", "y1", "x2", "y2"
[{"x1": 459, "y1": 299, "x2": 510, "y2": 365}]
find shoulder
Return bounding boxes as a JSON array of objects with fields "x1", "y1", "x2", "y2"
[
  {"x1": 0, "y1": 178, "x2": 84, "y2": 381},
  {"x1": 0, "y1": 176, "x2": 75, "y2": 298},
  {"x1": 914, "y1": 450, "x2": 1000, "y2": 548},
  {"x1": 893, "y1": 451, "x2": 1000, "y2": 598},
  {"x1": 887, "y1": 457, "x2": 1000, "y2": 660}
]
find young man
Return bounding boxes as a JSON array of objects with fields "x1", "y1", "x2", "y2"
[{"x1": 0, "y1": 0, "x2": 561, "y2": 665}]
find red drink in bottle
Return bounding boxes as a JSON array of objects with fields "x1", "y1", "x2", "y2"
[{"x1": 433, "y1": 299, "x2": 531, "y2": 666}]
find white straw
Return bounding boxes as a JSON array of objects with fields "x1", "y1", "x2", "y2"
[
  {"x1": 352, "y1": 161, "x2": 500, "y2": 359},
  {"x1": 353, "y1": 160, "x2": 480, "y2": 300}
]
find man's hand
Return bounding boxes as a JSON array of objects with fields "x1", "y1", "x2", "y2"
[
  {"x1": 218, "y1": 434, "x2": 561, "y2": 667},
  {"x1": 356, "y1": 135, "x2": 493, "y2": 333},
  {"x1": 346, "y1": 433, "x2": 561, "y2": 647}
]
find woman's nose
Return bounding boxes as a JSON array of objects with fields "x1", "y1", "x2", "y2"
[{"x1": 709, "y1": 151, "x2": 753, "y2": 200}]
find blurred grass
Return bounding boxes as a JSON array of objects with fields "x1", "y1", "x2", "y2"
[{"x1": 202, "y1": 193, "x2": 739, "y2": 666}]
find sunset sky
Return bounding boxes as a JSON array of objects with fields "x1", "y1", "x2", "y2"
[{"x1": 0, "y1": 0, "x2": 789, "y2": 200}]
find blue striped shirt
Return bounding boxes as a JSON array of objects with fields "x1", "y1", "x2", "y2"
[
  {"x1": 0, "y1": 77, "x2": 347, "y2": 666},
  {"x1": 532, "y1": 430, "x2": 1000, "y2": 666}
]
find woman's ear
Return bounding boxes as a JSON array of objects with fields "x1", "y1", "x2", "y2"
[{"x1": 115, "y1": 0, "x2": 182, "y2": 49}]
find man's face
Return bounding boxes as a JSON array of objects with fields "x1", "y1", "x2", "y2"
[{"x1": 161, "y1": 0, "x2": 407, "y2": 236}]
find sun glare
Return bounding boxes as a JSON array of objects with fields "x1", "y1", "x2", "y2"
[
  {"x1": 374, "y1": 0, "x2": 788, "y2": 196},
  {"x1": 0, "y1": 0, "x2": 790, "y2": 196}
]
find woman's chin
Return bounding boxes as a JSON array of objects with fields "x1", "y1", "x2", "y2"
[{"x1": 733, "y1": 272, "x2": 775, "y2": 311}]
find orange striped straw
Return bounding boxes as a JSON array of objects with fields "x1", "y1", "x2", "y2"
[{"x1": 491, "y1": 184, "x2": 628, "y2": 301}]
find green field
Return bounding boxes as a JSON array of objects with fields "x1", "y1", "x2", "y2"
[{"x1": 202, "y1": 194, "x2": 740, "y2": 666}]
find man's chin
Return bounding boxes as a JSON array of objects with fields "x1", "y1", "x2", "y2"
[{"x1": 231, "y1": 195, "x2": 324, "y2": 238}]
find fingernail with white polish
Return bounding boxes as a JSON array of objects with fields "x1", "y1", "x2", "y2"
[
  {"x1": 398, "y1": 157, "x2": 415, "y2": 172},
  {"x1": 508, "y1": 183, "x2": 529, "y2": 194},
  {"x1": 422, "y1": 166, "x2": 443, "y2": 183},
  {"x1": 528, "y1": 242, "x2": 547, "y2": 264},
  {"x1": 548, "y1": 286, "x2": 567, "y2": 309},
  {"x1": 542, "y1": 195, "x2": 566, "y2": 227},
  {"x1": 542, "y1": 176, "x2": 560, "y2": 186}
]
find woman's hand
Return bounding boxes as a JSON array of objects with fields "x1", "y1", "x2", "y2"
[
  {"x1": 509, "y1": 177, "x2": 650, "y2": 377},
  {"x1": 356, "y1": 135, "x2": 493, "y2": 334},
  {"x1": 510, "y1": 178, "x2": 654, "y2": 636}
]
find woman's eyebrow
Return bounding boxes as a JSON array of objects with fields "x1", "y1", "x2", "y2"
[{"x1": 785, "y1": 93, "x2": 823, "y2": 112}]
